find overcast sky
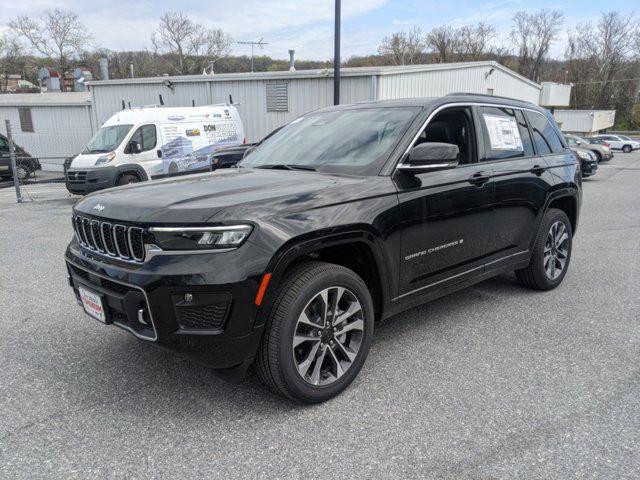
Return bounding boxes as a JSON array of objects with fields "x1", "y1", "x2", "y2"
[{"x1": 2, "y1": 0, "x2": 638, "y2": 61}]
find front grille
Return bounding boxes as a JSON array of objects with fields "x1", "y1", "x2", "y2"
[
  {"x1": 72, "y1": 214, "x2": 145, "y2": 262},
  {"x1": 176, "y1": 302, "x2": 230, "y2": 330},
  {"x1": 67, "y1": 170, "x2": 87, "y2": 183}
]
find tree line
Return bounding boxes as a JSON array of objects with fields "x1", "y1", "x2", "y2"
[{"x1": 1, "y1": 8, "x2": 639, "y2": 128}]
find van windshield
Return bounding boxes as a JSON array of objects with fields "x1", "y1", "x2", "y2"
[
  {"x1": 240, "y1": 107, "x2": 419, "y2": 175},
  {"x1": 83, "y1": 124, "x2": 133, "y2": 154}
]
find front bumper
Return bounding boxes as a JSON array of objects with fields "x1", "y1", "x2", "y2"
[
  {"x1": 66, "y1": 167, "x2": 118, "y2": 195},
  {"x1": 581, "y1": 158, "x2": 598, "y2": 177},
  {"x1": 65, "y1": 240, "x2": 270, "y2": 372}
]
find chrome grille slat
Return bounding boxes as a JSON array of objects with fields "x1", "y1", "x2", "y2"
[
  {"x1": 73, "y1": 215, "x2": 145, "y2": 263},
  {"x1": 90, "y1": 220, "x2": 105, "y2": 252},
  {"x1": 114, "y1": 225, "x2": 130, "y2": 259}
]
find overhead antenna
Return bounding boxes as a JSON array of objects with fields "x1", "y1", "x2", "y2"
[{"x1": 236, "y1": 38, "x2": 268, "y2": 73}]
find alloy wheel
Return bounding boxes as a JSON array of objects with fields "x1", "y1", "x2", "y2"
[
  {"x1": 292, "y1": 286, "x2": 364, "y2": 386},
  {"x1": 544, "y1": 220, "x2": 569, "y2": 280}
]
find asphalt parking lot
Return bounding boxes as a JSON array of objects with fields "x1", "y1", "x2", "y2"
[{"x1": 1, "y1": 152, "x2": 639, "y2": 479}]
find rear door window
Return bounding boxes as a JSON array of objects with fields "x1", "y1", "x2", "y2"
[
  {"x1": 479, "y1": 107, "x2": 528, "y2": 160},
  {"x1": 524, "y1": 111, "x2": 564, "y2": 155}
]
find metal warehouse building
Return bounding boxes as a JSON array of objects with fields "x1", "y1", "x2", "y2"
[
  {"x1": 88, "y1": 61, "x2": 543, "y2": 142},
  {"x1": 553, "y1": 110, "x2": 616, "y2": 134},
  {"x1": 0, "y1": 92, "x2": 95, "y2": 171}
]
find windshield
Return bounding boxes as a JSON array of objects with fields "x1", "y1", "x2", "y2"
[
  {"x1": 618, "y1": 135, "x2": 630, "y2": 140},
  {"x1": 240, "y1": 107, "x2": 419, "y2": 175},
  {"x1": 83, "y1": 124, "x2": 133, "y2": 154}
]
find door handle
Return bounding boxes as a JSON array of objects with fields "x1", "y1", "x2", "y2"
[
  {"x1": 530, "y1": 164, "x2": 546, "y2": 176},
  {"x1": 468, "y1": 172, "x2": 490, "y2": 186}
]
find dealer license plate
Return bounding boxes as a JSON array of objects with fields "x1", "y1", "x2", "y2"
[{"x1": 79, "y1": 286, "x2": 107, "y2": 323}]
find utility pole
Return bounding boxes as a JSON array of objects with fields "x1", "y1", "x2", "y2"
[
  {"x1": 5, "y1": 120, "x2": 22, "y2": 203},
  {"x1": 334, "y1": 0, "x2": 341, "y2": 105},
  {"x1": 237, "y1": 38, "x2": 269, "y2": 73}
]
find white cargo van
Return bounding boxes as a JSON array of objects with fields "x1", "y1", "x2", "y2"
[{"x1": 66, "y1": 105, "x2": 244, "y2": 195}]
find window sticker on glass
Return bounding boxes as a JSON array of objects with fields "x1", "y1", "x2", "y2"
[{"x1": 483, "y1": 114, "x2": 523, "y2": 151}]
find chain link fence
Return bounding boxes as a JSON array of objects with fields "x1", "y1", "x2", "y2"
[{"x1": 1, "y1": 120, "x2": 82, "y2": 202}]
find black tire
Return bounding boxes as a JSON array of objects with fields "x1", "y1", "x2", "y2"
[
  {"x1": 622, "y1": 145, "x2": 632, "y2": 153},
  {"x1": 593, "y1": 150, "x2": 602, "y2": 162},
  {"x1": 516, "y1": 208, "x2": 572, "y2": 291},
  {"x1": 117, "y1": 173, "x2": 139, "y2": 186},
  {"x1": 16, "y1": 164, "x2": 30, "y2": 181},
  {"x1": 255, "y1": 261, "x2": 374, "y2": 403}
]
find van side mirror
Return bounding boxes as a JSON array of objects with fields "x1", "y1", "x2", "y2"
[
  {"x1": 128, "y1": 141, "x2": 142, "y2": 154},
  {"x1": 397, "y1": 142, "x2": 459, "y2": 174}
]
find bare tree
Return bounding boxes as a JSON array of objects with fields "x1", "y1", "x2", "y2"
[
  {"x1": 377, "y1": 26, "x2": 425, "y2": 65},
  {"x1": 426, "y1": 26, "x2": 458, "y2": 63},
  {"x1": 510, "y1": 9, "x2": 564, "y2": 81},
  {"x1": 0, "y1": 33, "x2": 25, "y2": 92},
  {"x1": 8, "y1": 9, "x2": 90, "y2": 73},
  {"x1": 455, "y1": 23, "x2": 496, "y2": 60},
  {"x1": 566, "y1": 12, "x2": 637, "y2": 110},
  {"x1": 152, "y1": 11, "x2": 232, "y2": 75}
]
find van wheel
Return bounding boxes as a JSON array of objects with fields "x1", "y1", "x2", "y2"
[
  {"x1": 622, "y1": 145, "x2": 632, "y2": 153},
  {"x1": 117, "y1": 174, "x2": 139, "y2": 186},
  {"x1": 255, "y1": 261, "x2": 374, "y2": 403},
  {"x1": 516, "y1": 208, "x2": 572, "y2": 290}
]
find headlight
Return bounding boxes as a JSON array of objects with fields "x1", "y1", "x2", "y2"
[
  {"x1": 576, "y1": 150, "x2": 590, "y2": 159},
  {"x1": 95, "y1": 151, "x2": 116, "y2": 165},
  {"x1": 149, "y1": 225, "x2": 253, "y2": 250}
]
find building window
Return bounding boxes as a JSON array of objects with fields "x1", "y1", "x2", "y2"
[
  {"x1": 18, "y1": 108, "x2": 34, "y2": 132},
  {"x1": 266, "y1": 82, "x2": 289, "y2": 112}
]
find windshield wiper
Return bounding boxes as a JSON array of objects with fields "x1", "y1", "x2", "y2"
[{"x1": 254, "y1": 164, "x2": 316, "y2": 171}]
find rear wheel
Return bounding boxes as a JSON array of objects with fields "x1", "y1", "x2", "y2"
[
  {"x1": 117, "y1": 173, "x2": 139, "y2": 186},
  {"x1": 255, "y1": 261, "x2": 374, "y2": 403},
  {"x1": 516, "y1": 208, "x2": 572, "y2": 290},
  {"x1": 593, "y1": 150, "x2": 602, "y2": 162},
  {"x1": 622, "y1": 145, "x2": 632, "y2": 153}
]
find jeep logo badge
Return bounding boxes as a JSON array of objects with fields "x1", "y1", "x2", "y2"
[{"x1": 93, "y1": 204, "x2": 105, "y2": 212}]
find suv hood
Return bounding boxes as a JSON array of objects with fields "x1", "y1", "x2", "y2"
[{"x1": 74, "y1": 167, "x2": 382, "y2": 224}]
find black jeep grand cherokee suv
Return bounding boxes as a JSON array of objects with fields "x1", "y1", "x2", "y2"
[{"x1": 65, "y1": 95, "x2": 581, "y2": 403}]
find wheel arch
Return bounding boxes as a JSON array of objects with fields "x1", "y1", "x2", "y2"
[
  {"x1": 545, "y1": 190, "x2": 579, "y2": 233},
  {"x1": 114, "y1": 164, "x2": 149, "y2": 184},
  {"x1": 255, "y1": 230, "x2": 392, "y2": 326}
]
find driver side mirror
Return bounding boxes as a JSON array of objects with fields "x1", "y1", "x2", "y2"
[
  {"x1": 128, "y1": 141, "x2": 142, "y2": 154},
  {"x1": 397, "y1": 142, "x2": 459, "y2": 174}
]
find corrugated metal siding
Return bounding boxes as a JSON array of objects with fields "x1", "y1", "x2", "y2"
[
  {"x1": 0, "y1": 104, "x2": 94, "y2": 169},
  {"x1": 553, "y1": 110, "x2": 615, "y2": 133},
  {"x1": 208, "y1": 76, "x2": 371, "y2": 141},
  {"x1": 377, "y1": 65, "x2": 540, "y2": 104}
]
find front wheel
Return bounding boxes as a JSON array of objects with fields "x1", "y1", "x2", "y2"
[
  {"x1": 622, "y1": 145, "x2": 632, "y2": 153},
  {"x1": 16, "y1": 164, "x2": 30, "y2": 181},
  {"x1": 117, "y1": 173, "x2": 139, "y2": 186},
  {"x1": 516, "y1": 209, "x2": 572, "y2": 290},
  {"x1": 255, "y1": 261, "x2": 374, "y2": 403}
]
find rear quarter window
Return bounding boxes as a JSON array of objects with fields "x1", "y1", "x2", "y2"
[{"x1": 524, "y1": 111, "x2": 564, "y2": 155}]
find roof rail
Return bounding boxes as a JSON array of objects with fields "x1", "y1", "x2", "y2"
[{"x1": 446, "y1": 92, "x2": 534, "y2": 104}]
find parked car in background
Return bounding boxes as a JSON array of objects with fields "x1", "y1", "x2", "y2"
[
  {"x1": 564, "y1": 134, "x2": 613, "y2": 162},
  {"x1": 65, "y1": 105, "x2": 245, "y2": 195},
  {"x1": 0, "y1": 134, "x2": 41, "y2": 181},
  {"x1": 589, "y1": 134, "x2": 640, "y2": 153},
  {"x1": 568, "y1": 146, "x2": 598, "y2": 177}
]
